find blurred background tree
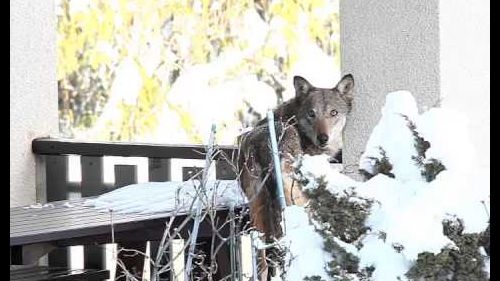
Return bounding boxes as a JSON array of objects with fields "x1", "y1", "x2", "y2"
[{"x1": 57, "y1": 0, "x2": 340, "y2": 144}]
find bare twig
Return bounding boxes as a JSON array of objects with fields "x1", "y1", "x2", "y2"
[
  {"x1": 185, "y1": 124, "x2": 217, "y2": 280},
  {"x1": 113, "y1": 123, "x2": 257, "y2": 281}
]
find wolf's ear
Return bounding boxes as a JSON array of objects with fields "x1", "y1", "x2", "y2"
[
  {"x1": 336, "y1": 74, "x2": 354, "y2": 95},
  {"x1": 336, "y1": 74, "x2": 355, "y2": 103},
  {"x1": 293, "y1": 76, "x2": 313, "y2": 96}
]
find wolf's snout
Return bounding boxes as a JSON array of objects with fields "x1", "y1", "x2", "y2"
[{"x1": 318, "y1": 134, "x2": 329, "y2": 145}]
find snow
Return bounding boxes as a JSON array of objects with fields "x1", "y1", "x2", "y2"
[
  {"x1": 63, "y1": 202, "x2": 75, "y2": 208},
  {"x1": 81, "y1": 90, "x2": 488, "y2": 280},
  {"x1": 299, "y1": 154, "x2": 359, "y2": 194},
  {"x1": 84, "y1": 169, "x2": 327, "y2": 280},
  {"x1": 359, "y1": 91, "x2": 421, "y2": 181},
  {"x1": 23, "y1": 203, "x2": 54, "y2": 209},
  {"x1": 283, "y1": 90, "x2": 489, "y2": 280},
  {"x1": 480, "y1": 247, "x2": 490, "y2": 278},
  {"x1": 281, "y1": 206, "x2": 332, "y2": 280},
  {"x1": 484, "y1": 257, "x2": 490, "y2": 278},
  {"x1": 74, "y1": 58, "x2": 143, "y2": 140},
  {"x1": 287, "y1": 39, "x2": 340, "y2": 99},
  {"x1": 357, "y1": 174, "x2": 456, "y2": 259},
  {"x1": 358, "y1": 234, "x2": 410, "y2": 280},
  {"x1": 153, "y1": 65, "x2": 278, "y2": 144},
  {"x1": 84, "y1": 180, "x2": 246, "y2": 214}
]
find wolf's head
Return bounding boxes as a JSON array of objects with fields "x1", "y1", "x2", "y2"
[{"x1": 293, "y1": 74, "x2": 355, "y2": 154}]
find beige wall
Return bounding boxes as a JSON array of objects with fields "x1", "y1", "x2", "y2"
[
  {"x1": 10, "y1": 0, "x2": 58, "y2": 207},
  {"x1": 440, "y1": 0, "x2": 490, "y2": 169},
  {"x1": 341, "y1": 0, "x2": 489, "y2": 176}
]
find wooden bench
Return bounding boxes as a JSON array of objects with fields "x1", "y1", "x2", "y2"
[
  {"x1": 10, "y1": 265, "x2": 109, "y2": 281},
  {"x1": 10, "y1": 138, "x2": 244, "y2": 280},
  {"x1": 10, "y1": 194, "x2": 246, "y2": 279}
]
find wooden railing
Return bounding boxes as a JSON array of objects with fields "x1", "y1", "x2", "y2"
[{"x1": 31, "y1": 137, "x2": 240, "y2": 279}]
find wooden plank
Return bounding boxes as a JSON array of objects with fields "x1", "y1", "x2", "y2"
[
  {"x1": 148, "y1": 158, "x2": 171, "y2": 181},
  {"x1": 11, "y1": 215, "x2": 171, "y2": 247},
  {"x1": 10, "y1": 265, "x2": 110, "y2": 281},
  {"x1": 45, "y1": 155, "x2": 69, "y2": 268},
  {"x1": 114, "y1": 164, "x2": 147, "y2": 281},
  {"x1": 9, "y1": 198, "x2": 177, "y2": 236},
  {"x1": 147, "y1": 158, "x2": 172, "y2": 280},
  {"x1": 11, "y1": 246, "x2": 23, "y2": 265},
  {"x1": 46, "y1": 155, "x2": 69, "y2": 202},
  {"x1": 114, "y1": 165, "x2": 138, "y2": 188},
  {"x1": 32, "y1": 138, "x2": 237, "y2": 160},
  {"x1": 10, "y1": 205, "x2": 174, "y2": 232},
  {"x1": 149, "y1": 240, "x2": 171, "y2": 280},
  {"x1": 81, "y1": 156, "x2": 106, "y2": 270},
  {"x1": 189, "y1": 237, "x2": 213, "y2": 279},
  {"x1": 10, "y1": 209, "x2": 140, "y2": 234},
  {"x1": 10, "y1": 202, "x2": 239, "y2": 249},
  {"x1": 81, "y1": 156, "x2": 106, "y2": 196},
  {"x1": 215, "y1": 240, "x2": 232, "y2": 280},
  {"x1": 10, "y1": 194, "x2": 245, "y2": 245},
  {"x1": 217, "y1": 206, "x2": 237, "y2": 280},
  {"x1": 10, "y1": 266, "x2": 52, "y2": 281},
  {"x1": 35, "y1": 155, "x2": 48, "y2": 204},
  {"x1": 115, "y1": 241, "x2": 146, "y2": 280},
  {"x1": 216, "y1": 146, "x2": 239, "y2": 180},
  {"x1": 11, "y1": 212, "x2": 176, "y2": 246}
]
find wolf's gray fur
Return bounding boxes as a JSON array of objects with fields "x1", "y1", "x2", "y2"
[{"x1": 238, "y1": 74, "x2": 355, "y2": 280}]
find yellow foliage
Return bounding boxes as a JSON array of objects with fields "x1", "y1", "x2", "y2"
[
  {"x1": 57, "y1": 0, "x2": 340, "y2": 142},
  {"x1": 167, "y1": 102, "x2": 204, "y2": 144}
]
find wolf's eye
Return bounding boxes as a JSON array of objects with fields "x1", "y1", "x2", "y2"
[
  {"x1": 330, "y1": 109, "x2": 338, "y2": 117},
  {"x1": 308, "y1": 110, "x2": 316, "y2": 118}
]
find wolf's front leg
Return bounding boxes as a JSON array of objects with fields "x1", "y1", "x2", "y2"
[
  {"x1": 258, "y1": 249, "x2": 269, "y2": 281},
  {"x1": 280, "y1": 154, "x2": 307, "y2": 206},
  {"x1": 279, "y1": 126, "x2": 307, "y2": 207}
]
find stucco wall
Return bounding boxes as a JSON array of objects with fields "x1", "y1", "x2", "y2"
[
  {"x1": 10, "y1": 0, "x2": 58, "y2": 207},
  {"x1": 440, "y1": 0, "x2": 490, "y2": 169},
  {"x1": 341, "y1": 0, "x2": 489, "y2": 176}
]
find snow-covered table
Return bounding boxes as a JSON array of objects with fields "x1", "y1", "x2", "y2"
[
  {"x1": 10, "y1": 180, "x2": 248, "y2": 270},
  {"x1": 10, "y1": 197, "x2": 223, "y2": 247}
]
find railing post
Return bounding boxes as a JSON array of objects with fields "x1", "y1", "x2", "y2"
[
  {"x1": 114, "y1": 164, "x2": 146, "y2": 280},
  {"x1": 148, "y1": 158, "x2": 172, "y2": 280},
  {"x1": 46, "y1": 155, "x2": 70, "y2": 268},
  {"x1": 148, "y1": 158, "x2": 171, "y2": 182},
  {"x1": 35, "y1": 155, "x2": 47, "y2": 204},
  {"x1": 27, "y1": 138, "x2": 242, "y2": 280},
  {"x1": 81, "y1": 156, "x2": 106, "y2": 271}
]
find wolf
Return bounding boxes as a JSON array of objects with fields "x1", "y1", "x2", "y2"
[{"x1": 238, "y1": 74, "x2": 355, "y2": 280}]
